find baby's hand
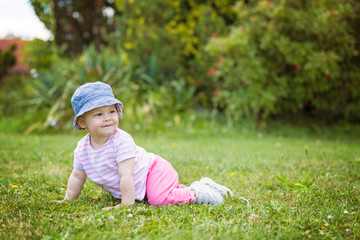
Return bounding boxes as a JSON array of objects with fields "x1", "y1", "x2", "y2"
[
  {"x1": 102, "y1": 206, "x2": 116, "y2": 211},
  {"x1": 102, "y1": 203, "x2": 123, "y2": 210}
]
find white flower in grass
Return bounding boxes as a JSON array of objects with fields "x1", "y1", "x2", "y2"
[
  {"x1": 327, "y1": 215, "x2": 332, "y2": 219},
  {"x1": 248, "y1": 214, "x2": 259, "y2": 222},
  {"x1": 343, "y1": 210, "x2": 348, "y2": 214}
]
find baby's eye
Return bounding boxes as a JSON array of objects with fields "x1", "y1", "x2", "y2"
[
  {"x1": 110, "y1": 110, "x2": 116, "y2": 114},
  {"x1": 94, "y1": 113, "x2": 102, "y2": 117}
]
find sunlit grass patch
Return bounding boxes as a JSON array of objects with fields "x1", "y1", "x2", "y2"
[{"x1": 1, "y1": 129, "x2": 359, "y2": 239}]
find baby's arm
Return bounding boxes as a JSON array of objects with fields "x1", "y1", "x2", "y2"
[
  {"x1": 102, "y1": 158, "x2": 135, "y2": 210},
  {"x1": 118, "y1": 158, "x2": 135, "y2": 206},
  {"x1": 64, "y1": 168, "x2": 87, "y2": 200}
]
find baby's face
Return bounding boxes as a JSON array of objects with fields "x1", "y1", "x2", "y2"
[{"x1": 78, "y1": 105, "x2": 119, "y2": 140}]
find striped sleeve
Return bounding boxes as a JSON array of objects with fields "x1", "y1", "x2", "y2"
[
  {"x1": 73, "y1": 147, "x2": 84, "y2": 170},
  {"x1": 113, "y1": 131, "x2": 137, "y2": 164}
]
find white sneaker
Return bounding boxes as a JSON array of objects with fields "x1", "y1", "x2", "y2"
[
  {"x1": 200, "y1": 177, "x2": 234, "y2": 198},
  {"x1": 189, "y1": 181, "x2": 223, "y2": 205}
]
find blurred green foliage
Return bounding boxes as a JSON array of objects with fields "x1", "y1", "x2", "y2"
[
  {"x1": 28, "y1": 0, "x2": 54, "y2": 34},
  {"x1": 113, "y1": 0, "x2": 235, "y2": 93},
  {"x1": 3, "y1": 43, "x2": 196, "y2": 133},
  {"x1": 1, "y1": 0, "x2": 360, "y2": 133},
  {"x1": 0, "y1": 44, "x2": 17, "y2": 84},
  {"x1": 206, "y1": 0, "x2": 360, "y2": 123},
  {"x1": 24, "y1": 39, "x2": 60, "y2": 71},
  {"x1": 24, "y1": 44, "x2": 134, "y2": 132}
]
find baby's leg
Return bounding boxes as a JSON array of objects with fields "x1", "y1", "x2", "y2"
[{"x1": 146, "y1": 156, "x2": 195, "y2": 206}]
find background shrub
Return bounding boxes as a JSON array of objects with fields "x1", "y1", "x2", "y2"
[
  {"x1": 16, "y1": 43, "x2": 196, "y2": 133},
  {"x1": 205, "y1": 0, "x2": 360, "y2": 123},
  {"x1": 113, "y1": 0, "x2": 236, "y2": 104},
  {"x1": 2, "y1": 0, "x2": 360, "y2": 133},
  {"x1": 0, "y1": 44, "x2": 17, "y2": 86}
]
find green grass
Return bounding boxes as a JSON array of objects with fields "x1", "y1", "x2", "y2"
[{"x1": 1, "y1": 126, "x2": 359, "y2": 239}]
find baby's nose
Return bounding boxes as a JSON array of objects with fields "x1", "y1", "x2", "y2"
[{"x1": 104, "y1": 114, "x2": 111, "y2": 120}]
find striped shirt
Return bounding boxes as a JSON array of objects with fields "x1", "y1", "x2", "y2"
[{"x1": 73, "y1": 128, "x2": 155, "y2": 201}]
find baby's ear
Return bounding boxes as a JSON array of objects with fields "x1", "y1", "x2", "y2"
[{"x1": 77, "y1": 117, "x2": 86, "y2": 129}]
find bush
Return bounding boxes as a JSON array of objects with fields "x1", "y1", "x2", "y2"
[
  {"x1": 22, "y1": 44, "x2": 196, "y2": 133},
  {"x1": 0, "y1": 74, "x2": 38, "y2": 133},
  {"x1": 23, "y1": 44, "x2": 133, "y2": 132},
  {"x1": 24, "y1": 39, "x2": 59, "y2": 71},
  {"x1": 0, "y1": 44, "x2": 17, "y2": 86},
  {"x1": 113, "y1": 0, "x2": 235, "y2": 98},
  {"x1": 205, "y1": 0, "x2": 360, "y2": 123}
]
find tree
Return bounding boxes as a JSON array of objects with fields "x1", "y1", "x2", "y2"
[{"x1": 29, "y1": 0, "x2": 118, "y2": 54}]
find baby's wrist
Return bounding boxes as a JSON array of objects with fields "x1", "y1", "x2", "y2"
[{"x1": 115, "y1": 203, "x2": 124, "y2": 208}]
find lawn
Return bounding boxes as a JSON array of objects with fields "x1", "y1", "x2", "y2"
[{"x1": 0, "y1": 125, "x2": 359, "y2": 239}]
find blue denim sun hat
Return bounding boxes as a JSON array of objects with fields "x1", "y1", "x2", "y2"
[{"x1": 71, "y1": 81, "x2": 123, "y2": 130}]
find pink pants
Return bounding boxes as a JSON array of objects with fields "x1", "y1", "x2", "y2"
[{"x1": 146, "y1": 156, "x2": 196, "y2": 206}]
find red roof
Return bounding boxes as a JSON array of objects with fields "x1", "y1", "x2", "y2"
[{"x1": 0, "y1": 38, "x2": 30, "y2": 74}]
